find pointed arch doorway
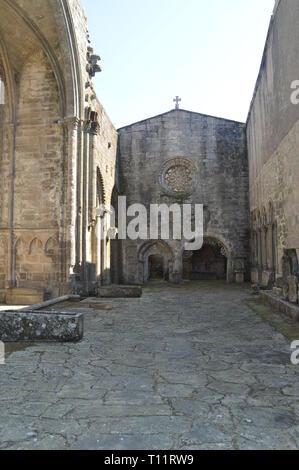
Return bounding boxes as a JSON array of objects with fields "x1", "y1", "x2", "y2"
[{"x1": 138, "y1": 240, "x2": 174, "y2": 283}]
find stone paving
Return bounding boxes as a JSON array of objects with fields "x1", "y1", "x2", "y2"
[{"x1": 0, "y1": 282, "x2": 299, "y2": 450}]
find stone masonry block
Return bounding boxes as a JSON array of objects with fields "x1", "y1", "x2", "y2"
[
  {"x1": 0, "y1": 311, "x2": 84, "y2": 342},
  {"x1": 98, "y1": 285, "x2": 142, "y2": 298}
]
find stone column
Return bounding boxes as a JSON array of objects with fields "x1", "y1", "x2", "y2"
[
  {"x1": 6, "y1": 122, "x2": 16, "y2": 289},
  {"x1": 62, "y1": 117, "x2": 80, "y2": 292},
  {"x1": 88, "y1": 124, "x2": 98, "y2": 227},
  {"x1": 76, "y1": 120, "x2": 84, "y2": 271},
  {"x1": 82, "y1": 121, "x2": 90, "y2": 286},
  {"x1": 267, "y1": 225, "x2": 273, "y2": 270}
]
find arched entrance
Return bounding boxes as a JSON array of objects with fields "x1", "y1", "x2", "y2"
[
  {"x1": 138, "y1": 241, "x2": 173, "y2": 283},
  {"x1": 183, "y1": 237, "x2": 229, "y2": 281}
]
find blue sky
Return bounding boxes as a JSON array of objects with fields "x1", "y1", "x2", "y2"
[{"x1": 81, "y1": 0, "x2": 275, "y2": 128}]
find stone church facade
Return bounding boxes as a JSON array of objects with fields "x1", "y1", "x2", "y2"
[
  {"x1": 117, "y1": 111, "x2": 249, "y2": 285},
  {"x1": 0, "y1": 0, "x2": 298, "y2": 305}
]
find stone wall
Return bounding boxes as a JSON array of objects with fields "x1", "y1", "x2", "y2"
[
  {"x1": 0, "y1": 0, "x2": 118, "y2": 302},
  {"x1": 247, "y1": 0, "x2": 299, "y2": 299},
  {"x1": 118, "y1": 109, "x2": 249, "y2": 284}
]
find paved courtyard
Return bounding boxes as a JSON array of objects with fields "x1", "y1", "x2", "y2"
[{"x1": 0, "y1": 282, "x2": 299, "y2": 450}]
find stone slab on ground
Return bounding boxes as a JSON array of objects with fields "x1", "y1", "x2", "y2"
[
  {"x1": 0, "y1": 311, "x2": 83, "y2": 342},
  {"x1": 261, "y1": 291, "x2": 299, "y2": 322},
  {"x1": 98, "y1": 285, "x2": 142, "y2": 298},
  {"x1": 6, "y1": 288, "x2": 44, "y2": 306}
]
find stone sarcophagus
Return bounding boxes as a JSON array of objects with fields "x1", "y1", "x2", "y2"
[{"x1": 0, "y1": 311, "x2": 84, "y2": 343}]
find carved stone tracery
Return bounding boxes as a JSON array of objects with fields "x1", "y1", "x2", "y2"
[{"x1": 160, "y1": 157, "x2": 198, "y2": 196}]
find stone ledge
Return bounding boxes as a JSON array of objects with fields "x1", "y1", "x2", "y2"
[
  {"x1": 20, "y1": 295, "x2": 81, "y2": 312},
  {"x1": 0, "y1": 311, "x2": 84, "y2": 343},
  {"x1": 260, "y1": 291, "x2": 299, "y2": 322},
  {"x1": 98, "y1": 285, "x2": 142, "y2": 298}
]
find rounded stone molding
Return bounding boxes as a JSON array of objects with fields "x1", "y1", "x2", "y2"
[{"x1": 159, "y1": 157, "x2": 198, "y2": 197}]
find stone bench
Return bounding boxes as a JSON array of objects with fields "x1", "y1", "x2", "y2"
[
  {"x1": 98, "y1": 285, "x2": 142, "y2": 298},
  {"x1": 0, "y1": 310, "x2": 84, "y2": 342}
]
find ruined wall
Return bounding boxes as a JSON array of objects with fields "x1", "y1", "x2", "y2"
[
  {"x1": 0, "y1": 0, "x2": 118, "y2": 301},
  {"x1": 81, "y1": 100, "x2": 118, "y2": 292},
  {"x1": 12, "y1": 49, "x2": 62, "y2": 295},
  {"x1": 247, "y1": 0, "x2": 299, "y2": 291},
  {"x1": 118, "y1": 109, "x2": 249, "y2": 284}
]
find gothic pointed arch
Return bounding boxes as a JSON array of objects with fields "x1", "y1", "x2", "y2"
[
  {"x1": 45, "y1": 237, "x2": 58, "y2": 257},
  {"x1": 29, "y1": 238, "x2": 43, "y2": 255}
]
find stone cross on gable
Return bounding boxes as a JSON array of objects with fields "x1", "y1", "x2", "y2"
[{"x1": 173, "y1": 96, "x2": 181, "y2": 110}]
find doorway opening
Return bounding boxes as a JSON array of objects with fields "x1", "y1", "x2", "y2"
[
  {"x1": 149, "y1": 255, "x2": 164, "y2": 280},
  {"x1": 183, "y1": 238, "x2": 228, "y2": 281}
]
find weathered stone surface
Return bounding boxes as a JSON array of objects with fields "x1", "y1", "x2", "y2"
[
  {"x1": 273, "y1": 287, "x2": 283, "y2": 298},
  {"x1": 118, "y1": 110, "x2": 249, "y2": 285},
  {"x1": 261, "y1": 271, "x2": 275, "y2": 290},
  {"x1": 20, "y1": 295, "x2": 81, "y2": 312},
  {"x1": 0, "y1": 311, "x2": 83, "y2": 342},
  {"x1": 261, "y1": 291, "x2": 299, "y2": 322},
  {"x1": 235, "y1": 272, "x2": 245, "y2": 284},
  {"x1": 248, "y1": 1, "x2": 299, "y2": 283},
  {"x1": 0, "y1": 0, "x2": 117, "y2": 300},
  {"x1": 288, "y1": 276, "x2": 298, "y2": 304},
  {"x1": 0, "y1": 290, "x2": 5, "y2": 303},
  {"x1": 251, "y1": 268, "x2": 260, "y2": 284},
  {"x1": 0, "y1": 283, "x2": 298, "y2": 450},
  {"x1": 5, "y1": 288, "x2": 44, "y2": 306},
  {"x1": 251, "y1": 284, "x2": 260, "y2": 295},
  {"x1": 98, "y1": 285, "x2": 142, "y2": 298}
]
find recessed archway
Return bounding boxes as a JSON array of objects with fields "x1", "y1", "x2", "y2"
[
  {"x1": 183, "y1": 237, "x2": 229, "y2": 281},
  {"x1": 138, "y1": 240, "x2": 174, "y2": 283}
]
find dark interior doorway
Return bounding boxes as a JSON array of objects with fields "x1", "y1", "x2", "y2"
[
  {"x1": 183, "y1": 243, "x2": 227, "y2": 281},
  {"x1": 149, "y1": 255, "x2": 164, "y2": 280}
]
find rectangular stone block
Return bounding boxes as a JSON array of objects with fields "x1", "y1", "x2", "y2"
[
  {"x1": 6, "y1": 288, "x2": 44, "y2": 306},
  {"x1": 288, "y1": 275, "x2": 298, "y2": 304},
  {"x1": 235, "y1": 272, "x2": 245, "y2": 284},
  {"x1": 261, "y1": 271, "x2": 274, "y2": 289},
  {"x1": 0, "y1": 311, "x2": 83, "y2": 342},
  {"x1": 273, "y1": 287, "x2": 283, "y2": 298},
  {"x1": 98, "y1": 285, "x2": 142, "y2": 298}
]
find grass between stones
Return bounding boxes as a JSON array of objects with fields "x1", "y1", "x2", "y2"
[{"x1": 245, "y1": 297, "x2": 299, "y2": 341}]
